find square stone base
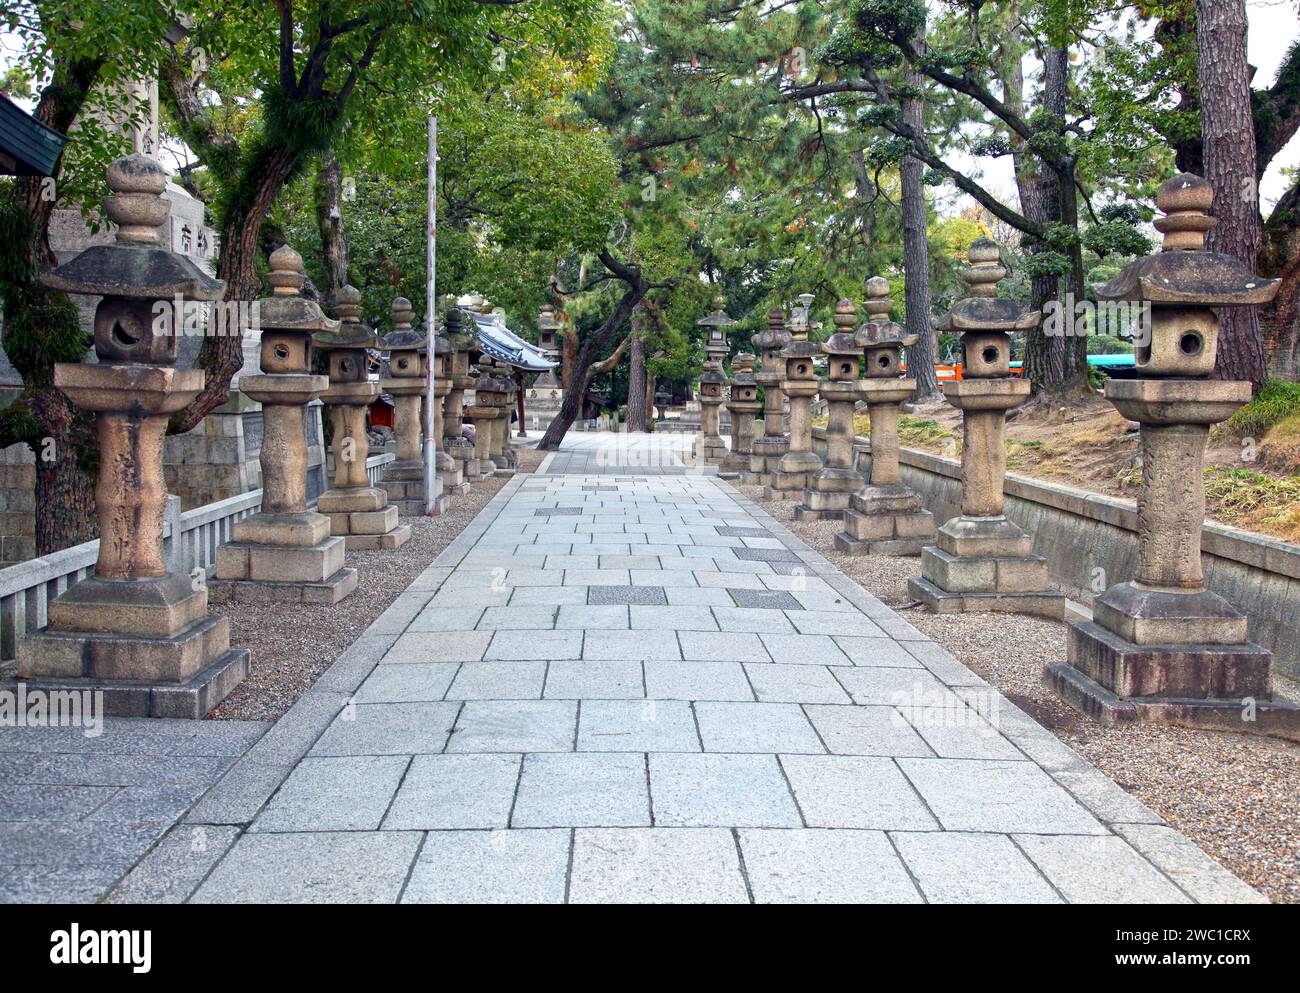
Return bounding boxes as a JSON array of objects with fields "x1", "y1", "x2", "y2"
[
  {"x1": 4, "y1": 648, "x2": 250, "y2": 719},
  {"x1": 738, "y1": 471, "x2": 765, "y2": 485},
  {"x1": 19, "y1": 614, "x2": 232, "y2": 684},
  {"x1": 209, "y1": 567, "x2": 358, "y2": 606},
  {"x1": 921, "y1": 545, "x2": 1054, "y2": 596},
  {"x1": 1044, "y1": 658, "x2": 1300, "y2": 743},
  {"x1": 216, "y1": 535, "x2": 346, "y2": 584},
  {"x1": 47, "y1": 573, "x2": 206, "y2": 639},
  {"x1": 837, "y1": 502, "x2": 936, "y2": 557},
  {"x1": 763, "y1": 471, "x2": 807, "y2": 500},
  {"x1": 1065, "y1": 619, "x2": 1273, "y2": 700},
  {"x1": 794, "y1": 487, "x2": 851, "y2": 521},
  {"x1": 345, "y1": 525, "x2": 412, "y2": 551},
  {"x1": 907, "y1": 575, "x2": 1065, "y2": 620}
]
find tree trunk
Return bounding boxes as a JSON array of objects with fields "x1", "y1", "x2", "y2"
[
  {"x1": 1015, "y1": 46, "x2": 1091, "y2": 398},
  {"x1": 314, "y1": 153, "x2": 349, "y2": 305},
  {"x1": 899, "y1": 23, "x2": 941, "y2": 400},
  {"x1": 1198, "y1": 0, "x2": 1268, "y2": 390},
  {"x1": 0, "y1": 57, "x2": 103, "y2": 553},
  {"x1": 1156, "y1": 8, "x2": 1203, "y2": 174},
  {"x1": 626, "y1": 315, "x2": 648, "y2": 432},
  {"x1": 539, "y1": 348, "x2": 594, "y2": 450},
  {"x1": 1259, "y1": 181, "x2": 1300, "y2": 378}
]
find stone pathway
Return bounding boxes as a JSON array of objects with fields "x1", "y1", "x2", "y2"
[{"x1": 1, "y1": 433, "x2": 1264, "y2": 903}]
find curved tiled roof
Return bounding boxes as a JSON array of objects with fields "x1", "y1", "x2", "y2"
[{"x1": 466, "y1": 311, "x2": 557, "y2": 372}]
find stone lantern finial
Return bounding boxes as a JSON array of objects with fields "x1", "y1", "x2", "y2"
[
  {"x1": 335, "y1": 284, "x2": 362, "y2": 323},
  {"x1": 1154, "y1": 173, "x2": 1215, "y2": 252},
  {"x1": 963, "y1": 237, "x2": 1007, "y2": 298},
  {"x1": 833, "y1": 298, "x2": 857, "y2": 333},
  {"x1": 105, "y1": 153, "x2": 170, "y2": 246},
  {"x1": 863, "y1": 276, "x2": 892, "y2": 321},
  {"x1": 268, "y1": 245, "x2": 305, "y2": 296},
  {"x1": 391, "y1": 296, "x2": 415, "y2": 329}
]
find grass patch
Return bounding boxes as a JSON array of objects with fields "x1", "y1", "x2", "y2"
[
  {"x1": 1223, "y1": 381, "x2": 1300, "y2": 438},
  {"x1": 1203, "y1": 466, "x2": 1300, "y2": 540}
]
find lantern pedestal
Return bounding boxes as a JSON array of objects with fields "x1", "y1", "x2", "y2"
[
  {"x1": 764, "y1": 380, "x2": 820, "y2": 500},
  {"x1": 1047, "y1": 378, "x2": 1299, "y2": 739},
  {"x1": 381, "y1": 380, "x2": 434, "y2": 516},
  {"x1": 836, "y1": 378, "x2": 935, "y2": 555},
  {"x1": 17, "y1": 366, "x2": 250, "y2": 717},
  {"x1": 215, "y1": 374, "x2": 357, "y2": 604},
  {"x1": 320, "y1": 383, "x2": 412, "y2": 551},
  {"x1": 907, "y1": 364, "x2": 1063, "y2": 617}
]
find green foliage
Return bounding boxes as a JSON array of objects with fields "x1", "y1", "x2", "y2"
[
  {"x1": 0, "y1": 187, "x2": 92, "y2": 379},
  {"x1": 1224, "y1": 381, "x2": 1300, "y2": 438}
]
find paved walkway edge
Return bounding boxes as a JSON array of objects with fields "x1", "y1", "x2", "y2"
[
  {"x1": 109, "y1": 475, "x2": 531, "y2": 903},
  {"x1": 713, "y1": 479, "x2": 1265, "y2": 904}
]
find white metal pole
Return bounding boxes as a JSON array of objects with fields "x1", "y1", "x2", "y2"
[{"x1": 424, "y1": 115, "x2": 438, "y2": 514}]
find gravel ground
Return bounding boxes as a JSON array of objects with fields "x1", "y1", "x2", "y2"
[
  {"x1": 739, "y1": 482, "x2": 1300, "y2": 904},
  {"x1": 208, "y1": 448, "x2": 545, "y2": 723}
]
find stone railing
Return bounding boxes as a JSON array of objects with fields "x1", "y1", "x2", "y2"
[
  {"x1": 811, "y1": 427, "x2": 1300, "y2": 681},
  {"x1": 0, "y1": 453, "x2": 394, "y2": 660}
]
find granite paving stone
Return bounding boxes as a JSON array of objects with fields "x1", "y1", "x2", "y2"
[
  {"x1": 513, "y1": 753, "x2": 650, "y2": 827},
  {"x1": 447, "y1": 701, "x2": 578, "y2": 753},
  {"x1": 383, "y1": 754, "x2": 522, "y2": 829},
  {"x1": 643, "y1": 660, "x2": 754, "y2": 701},
  {"x1": 780, "y1": 755, "x2": 938, "y2": 830},
  {"x1": 740, "y1": 829, "x2": 923, "y2": 904},
  {"x1": 310, "y1": 703, "x2": 459, "y2": 757},
  {"x1": 253, "y1": 756, "x2": 409, "y2": 832},
  {"x1": 891, "y1": 831, "x2": 1062, "y2": 904},
  {"x1": 403, "y1": 830, "x2": 571, "y2": 904},
  {"x1": 577, "y1": 700, "x2": 699, "y2": 752},
  {"x1": 192, "y1": 831, "x2": 423, "y2": 903},
  {"x1": 745, "y1": 665, "x2": 851, "y2": 704},
  {"x1": 649, "y1": 753, "x2": 800, "y2": 827},
  {"x1": 694, "y1": 702, "x2": 823, "y2": 753},
  {"x1": 569, "y1": 828, "x2": 749, "y2": 904}
]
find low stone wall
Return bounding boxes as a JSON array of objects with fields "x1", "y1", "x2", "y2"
[{"x1": 811, "y1": 428, "x2": 1300, "y2": 682}]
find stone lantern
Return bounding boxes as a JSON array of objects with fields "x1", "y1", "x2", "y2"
[
  {"x1": 696, "y1": 297, "x2": 734, "y2": 465},
  {"x1": 1046, "y1": 174, "x2": 1298, "y2": 738},
  {"x1": 442, "y1": 305, "x2": 477, "y2": 491},
  {"x1": 765, "y1": 303, "x2": 823, "y2": 500},
  {"x1": 464, "y1": 358, "x2": 501, "y2": 479},
  {"x1": 837, "y1": 276, "x2": 936, "y2": 555},
  {"x1": 378, "y1": 296, "x2": 434, "y2": 515},
  {"x1": 748, "y1": 309, "x2": 792, "y2": 485},
  {"x1": 315, "y1": 285, "x2": 411, "y2": 550},
  {"x1": 213, "y1": 245, "x2": 358, "y2": 603},
  {"x1": 431, "y1": 322, "x2": 460, "y2": 500},
  {"x1": 721, "y1": 354, "x2": 761, "y2": 481},
  {"x1": 16, "y1": 153, "x2": 248, "y2": 717},
  {"x1": 907, "y1": 239, "x2": 1063, "y2": 617},
  {"x1": 797, "y1": 300, "x2": 864, "y2": 520},
  {"x1": 491, "y1": 357, "x2": 519, "y2": 474}
]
